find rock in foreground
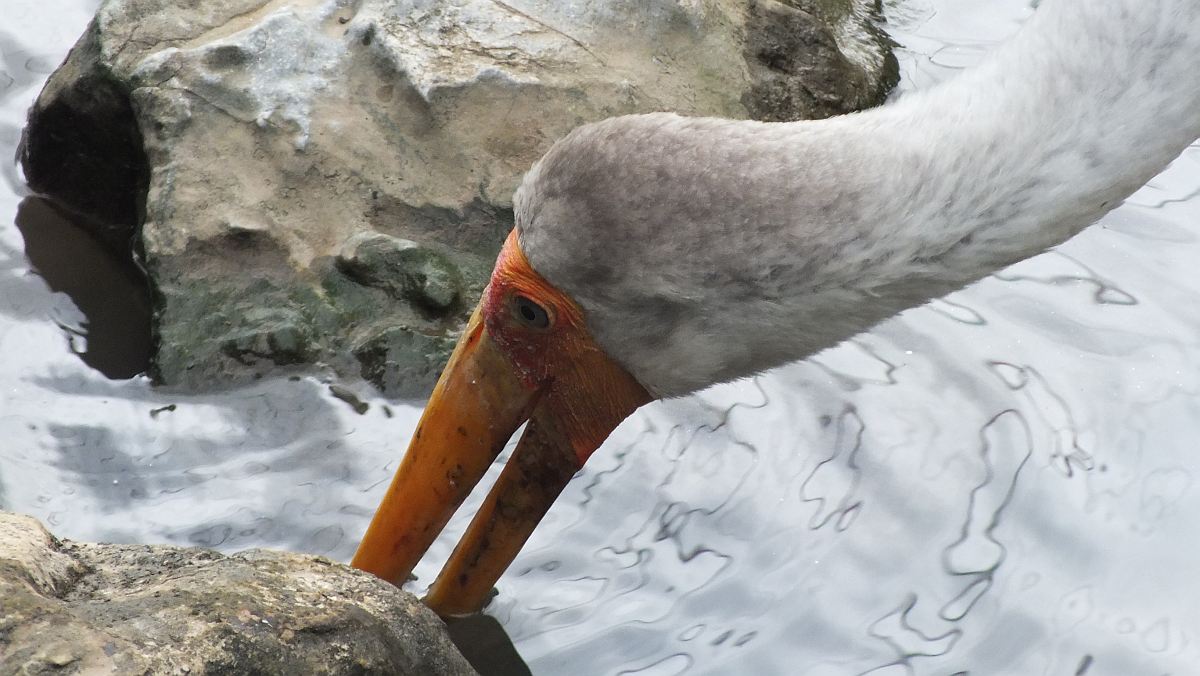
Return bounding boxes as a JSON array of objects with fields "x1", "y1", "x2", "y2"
[
  {"x1": 21, "y1": 0, "x2": 897, "y2": 396},
  {"x1": 0, "y1": 511, "x2": 474, "y2": 675}
]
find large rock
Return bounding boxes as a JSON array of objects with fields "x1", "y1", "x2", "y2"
[
  {"x1": 20, "y1": 0, "x2": 898, "y2": 396},
  {"x1": 0, "y1": 511, "x2": 475, "y2": 675}
]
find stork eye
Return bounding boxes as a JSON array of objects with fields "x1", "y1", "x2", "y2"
[{"x1": 513, "y1": 295, "x2": 550, "y2": 329}]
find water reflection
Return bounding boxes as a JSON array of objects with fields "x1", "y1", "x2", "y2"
[
  {"x1": 446, "y1": 615, "x2": 534, "y2": 676},
  {"x1": 4, "y1": 1, "x2": 1200, "y2": 675},
  {"x1": 14, "y1": 196, "x2": 152, "y2": 378}
]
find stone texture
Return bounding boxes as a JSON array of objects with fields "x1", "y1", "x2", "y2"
[
  {"x1": 0, "y1": 511, "x2": 475, "y2": 675},
  {"x1": 21, "y1": 0, "x2": 897, "y2": 396},
  {"x1": 338, "y1": 232, "x2": 464, "y2": 311}
]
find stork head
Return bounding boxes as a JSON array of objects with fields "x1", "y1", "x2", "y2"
[
  {"x1": 350, "y1": 114, "x2": 745, "y2": 615},
  {"x1": 351, "y1": 113, "x2": 819, "y2": 613}
]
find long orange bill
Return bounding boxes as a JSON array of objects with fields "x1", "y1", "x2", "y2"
[
  {"x1": 349, "y1": 303, "x2": 531, "y2": 588},
  {"x1": 352, "y1": 291, "x2": 649, "y2": 616}
]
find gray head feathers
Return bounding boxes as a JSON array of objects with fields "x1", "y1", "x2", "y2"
[{"x1": 515, "y1": 0, "x2": 1200, "y2": 398}]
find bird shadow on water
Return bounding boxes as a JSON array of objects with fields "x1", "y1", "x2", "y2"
[{"x1": 12, "y1": 195, "x2": 152, "y2": 378}]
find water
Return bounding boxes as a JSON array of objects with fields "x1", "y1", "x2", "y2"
[{"x1": 4, "y1": 1, "x2": 1200, "y2": 674}]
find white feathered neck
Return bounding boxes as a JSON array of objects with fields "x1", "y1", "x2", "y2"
[{"x1": 515, "y1": 0, "x2": 1200, "y2": 397}]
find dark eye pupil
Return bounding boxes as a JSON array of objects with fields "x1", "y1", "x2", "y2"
[{"x1": 515, "y1": 296, "x2": 549, "y2": 328}]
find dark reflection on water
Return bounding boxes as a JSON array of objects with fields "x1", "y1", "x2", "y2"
[
  {"x1": 446, "y1": 614, "x2": 534, "y2": 676},
  {"x1": 14, "y1": 196, "x2": 151, "y2": 378}
]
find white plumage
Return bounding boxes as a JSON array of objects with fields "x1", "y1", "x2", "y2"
[{"x1": 515, "y1": 0, "x2": 1200, "y2": 397}]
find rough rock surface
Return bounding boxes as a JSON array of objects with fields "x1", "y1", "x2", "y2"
[
  {"x1": 21, "y1": 0, "x2": 897, "y2": 396},
  {"x1": 0, "y1": 511, "x2": 475, "y2": 675}
]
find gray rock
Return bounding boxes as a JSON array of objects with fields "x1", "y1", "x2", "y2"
[
  {"x1": 20, "y1": 0, "x2": 897, "y2": 396},
  {"x1": 338, "y1": 232, "x2": 464, "y2": 312},
  {"x1": 0, "y1": 511, "x2": 475, "y2": 675},
  {"x1": 353, "y1": 325, "x2": 459, "y2": 398}
]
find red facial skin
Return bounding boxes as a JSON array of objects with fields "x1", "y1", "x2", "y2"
[
  {"x1": 479, "y1": 230, "x2": 650, "y2": 464},
  {"x1": 480, "y1": 233, "x2": 579, "y2": 389}
]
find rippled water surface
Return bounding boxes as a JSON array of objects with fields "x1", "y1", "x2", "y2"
[{"x1": 4, "y1": 1, "x2": 1200, "y2": 674}]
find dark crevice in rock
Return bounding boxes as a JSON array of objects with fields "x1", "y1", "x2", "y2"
[
  {"x1": 17, "y1": 19, "x2": 156, "y2": 382},
  {"x1": 19, "y1": 20, "x2": 149, "y2": 260}
]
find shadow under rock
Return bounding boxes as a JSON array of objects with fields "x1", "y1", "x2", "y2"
[
  {"x1": 445, "y1": 614, "x2": 533, "y2": 676},
  {"x1": 14, "y1": 196, "x2": 151, "y2": 378}
]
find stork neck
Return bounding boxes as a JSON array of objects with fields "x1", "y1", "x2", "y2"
[
  {"x1": 515, "y1": 0, "x2": 1200, "y2": 397},
  {"x1": 854, "y1": 0, "x2": 1200, "y2": 289}
]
